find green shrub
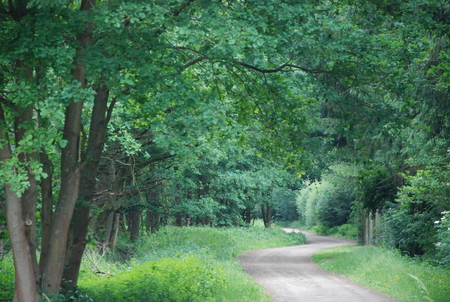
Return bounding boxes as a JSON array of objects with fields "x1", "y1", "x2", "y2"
[
  {"x1": 434, "y1": 211, "x2": 450, "y2": 268},
  {"x1": 80, "y1": 255, "x2": 223, "y2": 302},
  {"x1": 328, "y1": 224, "x2": 358, "y2": 240},
  {"x1": 0, "y1": 255, "x2": 14, "y2": 301},
  {"x1": 312, "y1": 224, "x2": 329, "y2": 235}
]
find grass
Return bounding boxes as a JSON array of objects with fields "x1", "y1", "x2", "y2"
[
  {"x1": 313, "y1": 245, "x2": 450, "y2": 302},
  {"x1": 77, "y1": 224, "x2": 306, "y2": 302},
  {"x1": 274, "y1": 220, "x2": 358, "y2": 240},
  {"x1": 135, "y1": 224, "x2": 306, "y2": 261}
]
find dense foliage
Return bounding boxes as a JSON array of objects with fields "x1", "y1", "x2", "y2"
[
  {"x1": 1, "y1": 0, "x2": 450, "y2": 300},
  {"x1": 295, "y1": 165, "x2": 358, "y2": 236}
]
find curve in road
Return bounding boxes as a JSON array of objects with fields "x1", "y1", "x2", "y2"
[{"x1": 238, "y1": 229, "x2": 396, "y2": 302}]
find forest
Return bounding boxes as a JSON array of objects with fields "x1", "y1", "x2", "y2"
[{"x1": 0, "y1": 0, "x2": 449, "y2": 301}]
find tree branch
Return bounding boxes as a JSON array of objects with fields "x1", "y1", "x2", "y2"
[
  {"x1": 234, "y1": 61, "x2": 324, "y2": 74},
  {"x1": 136, "y1": 153, "x2": 176, "y2": 168},
  {"x1": 184, "y1": 56, "x2": 209, "y2": 69}
]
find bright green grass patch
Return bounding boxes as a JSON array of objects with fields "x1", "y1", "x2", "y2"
[
  {"x1": 78, "y1": 225, "x2": 305, "y2": 302},
  {"x1": 136, "y1": 225, "x2": 306, "y2": 262},
  {"x1": 313, "y1": 245, "x2": 450, "y2": 302},
  {"x1": 274, "y1": 221, "x2": 358, "y2": 240}
]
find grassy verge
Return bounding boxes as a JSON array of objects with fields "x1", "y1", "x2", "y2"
[
  {"x1": 313, "y1": 245, "x2": 450, "y2": 302},
  {"x1": 77, "y1": 225, "x2": 306, "y2": 302},
  {"x1": 274, "y1": 221, "x2": 358, "y2": 240}
]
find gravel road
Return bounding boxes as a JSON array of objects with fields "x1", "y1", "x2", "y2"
[{"x1": 238, "y1": 229, "x2": 396, "y2": 302}]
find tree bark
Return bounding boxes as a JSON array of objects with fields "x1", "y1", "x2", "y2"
[
  {"x1": 146, "y1": 210, "x2": 160, "y2": 233},
  {"x1": 0, "y1": 105, "x2": 39, "y2": 302},
  {"x1": 39, "y1": 152, "x2": 53, "y2": 273},
  {"x1": 129, "y1": 209, "x2": 141, "y2": 242},
  {"x1": 261, "y1": 204, "x2": 272, "y2": 228},
  {"x1": 40, "y1": 99, "x2": 84, "y2": 293},
  {"x1": 40, "y1": 0, "x2": 96, "y2": 293},
  {"x1": 62, "y1": 85, "x2": 111, "y2": 291},
  {"x1": 13, "y1": 105, "x2": 40, "y2": 284},
  {"x1": 110, "y1": 213, "x2": 121, "y2": 253},
  {"x1": 103, "y1": 212, "x2": 114, "y2": 248}
]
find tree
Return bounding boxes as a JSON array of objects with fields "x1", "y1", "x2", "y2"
[{"x1": 3, "y1": 0, "x2": 424, "y2": 299}]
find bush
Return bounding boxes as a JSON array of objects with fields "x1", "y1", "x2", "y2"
[
  {"x1": 434, "y1": 211, "x2": 450, "y2": 268},
  {"x1": 312, "y1": 224, "x2": 329, "y2": 235},
  {"x1": 0, "y1": 255, "x2": 14, "y2": 301},
  {"x1": 80, "y1": 255, "x2": 223, "y2": 302},
  {"x1": 296, "y1": 166, "x2": 358, "y2": 231},
  {"x1": 328, "y1": 224, "x2": 359, "y2": 240}
]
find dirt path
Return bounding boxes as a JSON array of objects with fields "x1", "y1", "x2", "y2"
[{"x1": 238, "y1": 229, "x2": 396, "y2": 302}]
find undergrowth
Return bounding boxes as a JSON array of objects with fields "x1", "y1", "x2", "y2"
[
  {"x1": 76, "y1": 225, "x2": 305, "y2": 302},
  {"x1": 313, "y1": 245, "x2": 450, "y2": 302},
  {"x1": 0, "y1": 255, "x2": 14, "y2": 301},
  {"x1": 275, "y1": 221, "x2": 358, "y2": 240}
]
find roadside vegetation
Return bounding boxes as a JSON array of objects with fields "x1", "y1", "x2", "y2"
[
  {"x1": 77, "y1": 224, "x2": 305, "y2": 302},
  {"x1": 313, "y1": 245, "x2": 450, "y2": 302},
  {"x1": 17, "y1": 224, "x2": 303, "y2": 302}
]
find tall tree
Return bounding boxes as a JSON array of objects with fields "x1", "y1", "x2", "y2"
[{"x1": 2, "y1": 1, "x2": 415, "y2": 299}]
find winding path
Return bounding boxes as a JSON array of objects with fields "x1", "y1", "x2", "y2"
[{"x1": 238, "y1": 229, "x2": 396, "y2": 302}]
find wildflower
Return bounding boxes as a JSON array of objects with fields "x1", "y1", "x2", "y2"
[{"x1": 435, "y1": 221, "x2": 440, "y2": 224}]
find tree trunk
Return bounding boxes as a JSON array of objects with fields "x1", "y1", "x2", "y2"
[
  {"x1": 14, "y1": 105, "x2": 40, "y2": 285},
  {"x1": 110, "y1": 213, "x2": 121, "y2": 253},
  {"x1": 261, "y1": 204, "x2": 272, "y2": 228},
  {"x1": 62, "y1": 85, "x2": 112, "y2": 291},
  {"x1": 243, "y1": 208, "x2": 252, "y2": 224},
  {"x1": 40, "y1": 100, "x2": 84, "y2": 293},
  {"x1": 146, "y1": 210, "x2": 160, "y2": 233},
  {"x1": 129, "y1": 209, "x2": 141, "y2": 242},
  {"x1": 99, "y1": 211, "x2": 114, "y2": 254},
  {"x1": 0, "y1": 105, "x2": 39, "y2": 302},
  {"x1": 40, "y1": 1, "x2": 95, "y2": 293},
  {"x1": 39, "y1": 152, "x2": 53, "y2": 274}
]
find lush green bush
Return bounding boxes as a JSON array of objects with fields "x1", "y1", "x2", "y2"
[
  {"x1": 80, "y1": 255, "x2": 223, "y2": 302},
  {"x1": 384, "y1": 205, "x2": 438, "y2": 257},
  {"x1": 381, "y1": 151, "x2": 450, "y2": 258},
  {"x1": 328, "y1": 223, "x2": 359, "y2": 240},
  {"x1": 296, "y1": 165, "x2": 358, "y2": 231},
  {"x1": 434, "y1": 211, "x2": 450, "y2": 268},
  {"x1": 312, "y1": 224, "x2": 329, "y2": 235},
  {"x1": 356, "y1": 165, "x2": 399, "y2": 214},
  {"x1": 0, "y1": 255, "x2": 14, "y2": 301},
  {"x1": 296, "y1": 180, "x2": 335, "y2": 228},
  {"x1": 273, "y1": 188, "x2": 299, "y2": 222}
]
